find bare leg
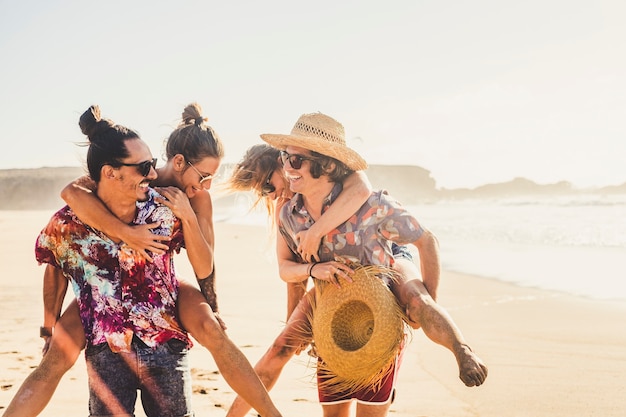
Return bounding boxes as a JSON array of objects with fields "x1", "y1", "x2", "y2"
[
  {"x1": 321, "y1": 400, "x2": 392, "y2": 417},
  {"x1": 355, "y1": 401, "x2": 392, "y2": 417},
  {"x1": 285, "y1": 280, "x2": 307, "y2": 321},
  {"x1": 226, "y1": 289, "x2": 314, "y2": 417},
  {"x1": 392, "y1": 259, "x2": 488, "y2": 387},
  {"x1": 322, "y1": 402, "x2": 352, "y2": 417},
  {"x1": 177, "y1": 281, "x2": 283, "y2": 417},
  {"x1": 3, "y1": 300, "x2": 85, "y2": 417}
]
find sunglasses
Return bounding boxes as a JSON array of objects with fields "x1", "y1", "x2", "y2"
[
  {"x1": 118, "y1": 158, "x2": 158, "y2": 177},
  {"x1": 187, "y1": 161, "x2": 213, "y2": 186},
  {"x1": 261, "y1": 173, "x2": 276, "y2": 196},
  {"x1": 279, "y1": 150, "x2": 314, "y2": 170}
]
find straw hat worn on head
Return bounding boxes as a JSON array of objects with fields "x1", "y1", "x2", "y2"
[
  {"x1": 310, "y1": 263, "x2": 407, "y2": 395},
  {"x1": 260, "y1": 112, "x2": 368, "y2": 171}
]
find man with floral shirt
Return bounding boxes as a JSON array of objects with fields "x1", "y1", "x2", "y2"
[
  {"x1": 37, "y1": 190, "x2": 189, "y2": 351},
  {"x1": 35, "y1": 106, "x2": 197, "y2": 416},
  {"x1": 262, "y1": 112, "x2": 488, "y2": 417}
]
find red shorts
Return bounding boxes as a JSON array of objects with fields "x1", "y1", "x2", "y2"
[{"x1": 317, "y1": 347, "x2": 404, "y2": 405}]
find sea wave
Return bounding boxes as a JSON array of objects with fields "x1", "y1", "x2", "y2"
[{"x1": 221, "y1": 196, "x2": 626, "y2": 301}]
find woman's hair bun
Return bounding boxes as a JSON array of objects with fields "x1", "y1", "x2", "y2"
[{"x1": 181, "y1": 102, "x2": 207, "y2": 126}]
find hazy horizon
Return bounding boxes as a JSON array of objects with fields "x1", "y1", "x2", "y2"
[
  {"x1": 1, "y1": 1, "x2": 624, "y2": 189},
  {"x1": 1, "y1": 164, "x2": 623, "y2": 192}
]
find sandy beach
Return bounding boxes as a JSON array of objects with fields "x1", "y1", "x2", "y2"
[{"x1": 1, "y1": 210, "x2": 626, "y2": 417}]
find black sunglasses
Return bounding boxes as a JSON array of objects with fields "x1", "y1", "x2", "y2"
[
  {"x1": 117, "y1": 158, "x2": 158, "y2": 177},
  {"x1": 261, "y1": 173, "x2": 276, "y2": 196},
  {"x1": 279, "y1": 150, "x2": 314, "y2": 170}
]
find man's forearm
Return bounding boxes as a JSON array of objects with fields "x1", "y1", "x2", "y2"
[{"x1": 42, "y1": 265, "x2": 68, "y2": 329}]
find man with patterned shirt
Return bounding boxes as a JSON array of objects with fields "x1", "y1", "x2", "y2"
[
  {"x1": 37, "y1": 189, "x2": 189, "y2": 352},
  {"x1": 35, "y1": 106, "x2": 202, "y2": 416},
  {"x1": 261, "y1": 112, "x2": 488, "y2": 417}
]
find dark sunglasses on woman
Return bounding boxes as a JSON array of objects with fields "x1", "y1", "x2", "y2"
[{"x1": 261, "y1": 174, "x2": 276, "y2": 196}]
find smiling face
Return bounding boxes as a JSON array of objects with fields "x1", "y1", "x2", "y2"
[
  {"x1": 115, "y1": 138, "x2": 158, "y2": 202},
  {"x1": 282, "y1": 145, "x2": 317, "y2": 195},
  {"x1": 181, "y1": 156, "x2": 221, "y2": 198},
  {"x1": 262, "y1": 168, "x2": 291, "y2": 201}
]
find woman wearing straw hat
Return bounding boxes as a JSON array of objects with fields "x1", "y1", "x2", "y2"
[{"x1": 260, "y1": 112, "x2": 487, "y2": 417}]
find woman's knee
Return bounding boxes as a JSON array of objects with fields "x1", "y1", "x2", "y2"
[
  {"x1": 402, "y1": 279, "x2": 438, "y2": 328},
  {"x1": 189, "y1": 316, "x2": 225, "y2": 350},
  {"x1": 36, "y1": 343, "x2": 77, "y2": 379},
  {"x1": 404, "y1": 279, "x2": 435, "y2": 306}
]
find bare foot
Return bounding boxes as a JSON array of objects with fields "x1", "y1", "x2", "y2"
[{"x1": 456, "y1": 344, "x2": 488, "y2": 387}]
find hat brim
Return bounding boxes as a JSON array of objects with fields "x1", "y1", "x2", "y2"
[{"x1": 261, "y1": 133, "x2": 368, "y2": 171}]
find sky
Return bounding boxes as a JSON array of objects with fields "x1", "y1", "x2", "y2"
[{"x1": 1, "y1": 0, "x2": 624, "y2": 189}]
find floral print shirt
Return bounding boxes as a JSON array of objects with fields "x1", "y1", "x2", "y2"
[
  {"x1": 278, "y1": 183, "x2": 425, "y2": 266},
  {"x1": 35, "y1": 188, "x2": 190, "y2": 353}
]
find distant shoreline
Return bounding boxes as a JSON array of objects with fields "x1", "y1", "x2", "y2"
[{"x1": 2, "y1": 166, "x2": 625, "y2": 211}]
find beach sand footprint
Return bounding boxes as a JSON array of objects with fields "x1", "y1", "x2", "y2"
[
  {"x1": 190, "y1": 368, "x2": 229, "y2": 410},
  {"x1": 190, "y1": 368, "x2": 222, "y2": 401},
  {"x1": 191, "y1": 368, "x2": 220, "y2": 382}
]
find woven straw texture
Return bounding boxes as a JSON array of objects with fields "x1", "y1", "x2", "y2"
[
  {"x1": 311, "y1": 264, "x2": 407, "y2": 395},
  {"x1": 260, "y1": 112, "x2": 368, "y2": 171}
]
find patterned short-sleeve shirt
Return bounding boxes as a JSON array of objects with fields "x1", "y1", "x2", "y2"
[
  {"x1": 278, "y1": 183, "x2": 424, "y2": 266},
  {"x1": 35, "y1": 188, "x2": 191, "y2": 353}
]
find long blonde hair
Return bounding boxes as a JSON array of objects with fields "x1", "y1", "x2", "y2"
[{"x1": 227, "y1": 144, "x2": 282, "y2": 219}]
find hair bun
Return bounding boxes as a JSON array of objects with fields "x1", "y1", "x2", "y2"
[
  {"x1": 181, "y1": 102, "x2": 207, "y2": 126},
  {"x1": 79, "y1": 105, "x2": 113, "y2": 140}
]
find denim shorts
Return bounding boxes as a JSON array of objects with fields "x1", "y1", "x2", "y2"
[
  {"x1": 391, "y1": 243, "x2": 413, "y2": 261},
  {"x1": 85, "y1": 338, "x2": 193, "y2": 417}
]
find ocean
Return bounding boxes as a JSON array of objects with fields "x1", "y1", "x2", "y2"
[
  {"x1": 407, "y1": 194, "x2": 626, "y2": 302},
  {"x1": 220, "y1": 193, "x2": 626, "y2": 303}
]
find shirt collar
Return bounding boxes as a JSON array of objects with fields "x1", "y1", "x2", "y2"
[{"x1": 288, "y1": 182, "x2": 344, "y2": 217}]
